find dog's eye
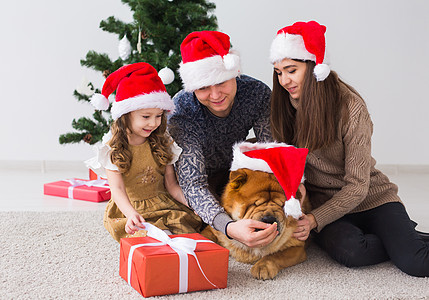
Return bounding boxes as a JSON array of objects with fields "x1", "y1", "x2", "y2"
[{"x1": 272, "y1": 197, "x2": 286, "y2": 207}]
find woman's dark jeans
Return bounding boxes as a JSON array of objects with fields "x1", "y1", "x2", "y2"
[{"x1": 313, "y1": 202, "x2": 429, "y2": 277}]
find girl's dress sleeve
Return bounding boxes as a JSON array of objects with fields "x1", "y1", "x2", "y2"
[
  {"x1": 169, "y1": 141, "x2": 182, "y2": 165},
  {"x1": 84, "y1": 131, "x2": 118, "y2": 177}
]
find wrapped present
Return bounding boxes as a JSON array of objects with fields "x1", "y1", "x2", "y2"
[
  {"x1": 43, "y1": 179, "x2": 111, "y2": 202},
  {"x1": 120, "y1": 223, "x2": 229, "y2": 298},
  {"x1": 89, "y1": 169, "x2": 106, "y2": 180}
]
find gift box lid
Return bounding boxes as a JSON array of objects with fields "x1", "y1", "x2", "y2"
[{"x1": 43, "y1": 179, "x2": 111, "y2": 202}]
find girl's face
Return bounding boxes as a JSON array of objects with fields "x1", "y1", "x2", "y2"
[
  {"x1": 274, "y1": 58, "x2": 307, "y2": 100},
  {"x1": 194, "y1": 78, "x2": 237, "y2": 118},
  {"x1": 127, "y1": 108, "x2": 163, "y2": 145}
]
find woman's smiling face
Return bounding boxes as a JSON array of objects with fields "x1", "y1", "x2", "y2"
[{"x1": 274, "y1": 58, "x2": 307, "y2": 100}]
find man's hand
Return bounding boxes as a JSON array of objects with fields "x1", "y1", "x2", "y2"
[{"x1": 226, "y1": 219, "x2": 278, "y2": 248}]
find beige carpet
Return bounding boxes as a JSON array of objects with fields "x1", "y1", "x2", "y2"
[{"x1": 1, "y1": 211, "x2": 428, "y2": 300}]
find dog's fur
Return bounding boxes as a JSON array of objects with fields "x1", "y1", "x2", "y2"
[{"x1": 202, "y1": 168, "x2": 311, "y2": 280}]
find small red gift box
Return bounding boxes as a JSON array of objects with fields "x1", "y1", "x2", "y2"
[
  {"x1": 43, "y1": 179, "x2": 111, "y2": 202},
  {"x1": 120, "y1": 230, "x2": 229, "y2": 298},
  {"x1": 89, "y1": 169, "x2": 106, "y2": 180}
]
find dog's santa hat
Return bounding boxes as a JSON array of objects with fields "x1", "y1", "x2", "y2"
[
  {"x1": 230, "y1": 142, "x2": 308, "y2": 219},
  {"x1": 90, "y1": 62, "x2": 175, "y2": 120}
]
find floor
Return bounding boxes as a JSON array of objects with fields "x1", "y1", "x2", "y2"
[{"x1": 1, "y1": 161, "x2": 428, "y2": 231}]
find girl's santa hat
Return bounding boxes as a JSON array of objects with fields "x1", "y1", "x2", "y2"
[
  {"x1": 270, "y1": 20, "x2": 330, "y2": 81},
  {"x1": 90, "y1": 62, "x2": 175, "y2": 120},
  {"x1": 230, "y1": 142, "x2": 308, "y2": 219},
  {"x1": 178, "y1": 30, "x2": 241, "y2": 92}
]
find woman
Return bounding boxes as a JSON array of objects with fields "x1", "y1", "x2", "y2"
[{"x1": 269, "y1": 20, "x2": 429, "y2": 277}]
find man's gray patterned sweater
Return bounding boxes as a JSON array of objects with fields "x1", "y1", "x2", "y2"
[{"x1": 168, "y1": 75, "x2": 272, "y2": 234}]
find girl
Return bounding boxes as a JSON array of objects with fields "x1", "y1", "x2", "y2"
[
  {"x1": 269, "y1": 21, "x2": 429, "y2": 277},
  {"x1": 86, "y1": 62, "x2": 202, "y2": 242}
]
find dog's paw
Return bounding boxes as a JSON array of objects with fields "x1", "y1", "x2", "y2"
[{"x1": 250, "y1": 260, "x2": 280, "y2": 280}]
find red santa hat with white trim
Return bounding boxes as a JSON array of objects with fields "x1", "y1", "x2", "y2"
[
  {"x1": 178, "y1": 30, "x2": 241, "y2": 92},
  {"x1": 90, "y1": 62, "x2": 175, "y2": 120},
  {"x1": 230, "y1": 142, "x2": 309, "y2": 219},
  {"x1": 270, "y1": 20, "x2": 330, "y2": 81}
]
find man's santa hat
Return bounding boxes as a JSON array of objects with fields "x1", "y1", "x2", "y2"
[
  {"x1": 270, "y1": 20, "x2": 330, "y2": 81},
  {"x1": 230, "y1": 142, "x2": 308, "y2": 219},
  {"x1": 178, "y1": 30, "x2": 241, "y2": 92},
  {"x1": 90, "y1": 62, "x2": 175, "y2": 120}
]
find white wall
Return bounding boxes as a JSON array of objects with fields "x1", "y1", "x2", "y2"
[{"x1": 1, "y1": 0, "x2": 428, "y2": 165}]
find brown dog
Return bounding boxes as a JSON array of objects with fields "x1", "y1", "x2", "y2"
[{"x1": 202, "y1": 168, "x2": 310, "y2": 280}]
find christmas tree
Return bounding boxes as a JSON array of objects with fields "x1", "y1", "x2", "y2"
[{"x1": 59, "y1": 0, "x2": 217, "y2": 145}]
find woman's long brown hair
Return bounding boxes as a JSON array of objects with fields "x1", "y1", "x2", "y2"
[
  {"x1": 108, "y1": 112, "x2": 173, "y2": 173},
  {"x1": 271, "y1": 60, "x2": 351, "y2": 152}
]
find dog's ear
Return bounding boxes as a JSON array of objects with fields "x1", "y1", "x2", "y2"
[{"x1": 229, "y1": 169, "x2": 248, "y2": 190}]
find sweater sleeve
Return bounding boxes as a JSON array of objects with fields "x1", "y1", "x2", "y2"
[
  {"x1": 311, "y1": 99, "x2": 373, "y2": 232},
  {"x1": 173, "y1": 129, "x2": 233, "y2": 231},
  {"x1": 169, "y1": 93, "x2": 233, "y2": 233}
]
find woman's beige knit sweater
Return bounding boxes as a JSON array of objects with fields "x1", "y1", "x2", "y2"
[{"x1": 291, "y1": 82, "x2": 402, "y2": 232}]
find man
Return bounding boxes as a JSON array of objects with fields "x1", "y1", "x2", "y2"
[{"x1": 169, "y1": 31, "x2": 276, "y2": 247}]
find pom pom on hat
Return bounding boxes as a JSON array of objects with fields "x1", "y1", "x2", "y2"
[
  {"x1": 90, "y1": 93, "x2": 110, "y2": 111},
  {"x1": 313, "y1": 63, "x2": 330, "y2": 81},
  {"x1": 179, "y1": 31, "x2": 241, "y2": 92},
  {"x1": 223, "y1": 52, "x2": 239, "y2": 70},
  {"x1": 270, "y1": 20, "x2": 331, "y2": 81},
  {"x1": 231, "y1": 142, "x2": 308, "y2": 219},
  {"x1": 89, "y1": 62, "x2": 175, "y2": 120},
  {"x1": 158, "y1": 67, "x2": 175, "y2": 85}
]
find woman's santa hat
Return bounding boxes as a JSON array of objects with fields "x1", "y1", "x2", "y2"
[
  {"x1": 90, "y1": 62, "x2": 175, "y2": 120},
  {"x1": 178, "y1": 30, "x2": 241, "y2": 92},
  {"x1": 230, "y1": 142, "x2": 308, "y2": 219},
  {"x1": 270, "y1": 20, "x2": 330, "y2": 81}
]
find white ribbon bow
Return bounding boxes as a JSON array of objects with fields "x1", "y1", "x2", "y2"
[
  {"x1": 64, "y1": 179, "x2": 108, "y2": 199},
  {"x1": 127, "y1": 222, "x2": 218, "y2": 293}
]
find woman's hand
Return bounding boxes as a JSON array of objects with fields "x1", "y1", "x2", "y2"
[
  {"x1": 125, "y1": 212, "x2": 146, "y2": 235},
  {"x1": 293, "y1": 213, "x2": 317, "y2": 241},
  {"x1": 226, "y1": 219, "x2": 278, "y2": 248}
]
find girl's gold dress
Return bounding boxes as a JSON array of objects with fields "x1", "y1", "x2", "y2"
[{"x1": 103, "y1": 141, "x2": 202, "y2": 242}]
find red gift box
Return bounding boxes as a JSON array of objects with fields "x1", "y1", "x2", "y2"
[
  {"x1": 43, "y1": 179, "x2": 111, "y2": 202},
  {"x1": 89, "y1": 169, "x2": 106, "y2": 180},
  {"x1": 120, "y1": 229, "x2": 229, "y2": 298}
]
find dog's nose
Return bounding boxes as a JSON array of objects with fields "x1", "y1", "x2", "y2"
[{"x1": 261, "y1": 215, "x2": 277, "y2": 224}]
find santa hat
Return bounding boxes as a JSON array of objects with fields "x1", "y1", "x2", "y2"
[
  {"x1": 270, "y1": 20, "x2": 330, "y2": 81},
  {"x1": 230, "y1": 142, "x2": 308, "y2": 219},
  {"x1": 90, "y1": 62, "x2": 175, "y2": 120},
  {"x1": 178, "y1": 31, "x2": 241, "y2": 92}
]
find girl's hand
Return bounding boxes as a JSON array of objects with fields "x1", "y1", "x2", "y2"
[{"x1": 125, "y1": 213, "x2": 146, "y2": 234}]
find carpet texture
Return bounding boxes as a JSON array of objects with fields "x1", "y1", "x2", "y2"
[{"x1": 1, "y1": 211, "x2": 428, "y2": 299}]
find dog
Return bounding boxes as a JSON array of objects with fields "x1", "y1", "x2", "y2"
[{"x1": 202, "y1": 168, "x2": 311, "y2": 280}]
